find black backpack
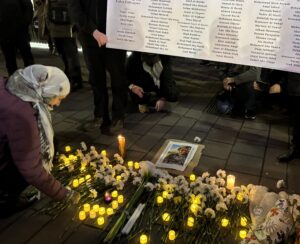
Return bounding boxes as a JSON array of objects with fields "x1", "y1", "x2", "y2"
[{"x1": 48, "y1": 0, "x2": 70, "y2": 25}]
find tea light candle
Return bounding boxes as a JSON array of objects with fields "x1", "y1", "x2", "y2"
[
  {"x1": 111, "y1": 200, "x2": 119, "y2": 210},
  {"x1": 92, "y1": 204, "x2": 100, "y2": 212},
  {"x1": 168, "y1": 230, "x2": 176, "y2": 241},
  {"x1": 134, "y1": 162, "x2": 140, "y2": 170},
  {"x1": 127, "y1": 161, "x2": 133, "y2": 168},
  {"x1": 79, "y1": 211, "x2": 86, "y2": 221},
  {"x1": 189, "y1": 174, "x2": 196, "y2": 181},
  {"x1": 187, "y1": 216, "x2": 194, "y2": 227},
  {"x1": 101, "y1": 150, "x2": 107, "y2": 157},
  {"x1": 118, "y1": 135, "x2": 126, "y2": 158},
  {"x1": 97, "y1": 217, "x2": 105, "y2": 226},
  {"x1": 162, "y1": 191, "x2": 168, "y2": 199},
  {"x1": 140, "y1": 234, "x2": 148, "y2": 244},
  {"x1": 237, "y1": 192, "x2": 244, "y2": 202},
  {"x1": 64, "y1": 159, "x2": 70, "y2": 167},
  {"x1": 111, "y1": 190, "x2": 118, "y2": 198},
  {"x1": 99, "y1": 207, "x2": 106, "y2": 216},
  {"x1": 190, "y1": 203, "x2": 199, "y2": 214},
  {"x1": 162, "y1": 212, "x2": 170, "y2": 222},
  {"x1": 104, "y1": 192, "x2": 112, "y2": 203},
  {"x1": 65, "y1": 146, "x2": 71, "y2": 152},
  {"x1": 83, "y1": 203, "x2": 90, "y2": 212},
  {"x1": 240, "y1": 217, "x2": 247, "y2": 227},
  {"x1": 226, "y1": 175, "x2": 236, "y2": 190},
  {"x1": 156, "y1": 196, "x2": 164, "y2": 205},
  {"x1": 85, "y1": 174, "x2": 91, "y2": 181},
  {"x1": 117, "y1": 195, "x2": 124, "y2": 204},
  {"x1": 239, "y1": 230, "x2": 247, "y2": 239},
  {"x1": 116, "y1": 175, "x2": 122, "y2": 181},
  {"x1": 107, "y1": 208, "x2": 114, "y2": 216},
  {"x1": 89, "y1": 210, "x2": 97, "y2": 219},
  {"x1": 72, "y1": 179, "x2": 79, "y2": 188},
  {"x1": 79, "y1": 177, "x2": 85, "y2": 185},
  {"x1": 221, "y1": 218, "x2": 229, "y2": 227}
]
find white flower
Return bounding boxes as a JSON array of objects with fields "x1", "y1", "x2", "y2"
[
  {"x1": 279, "y1": 191, "x2": 289, "y2": 200},
  {"x1": 145, "y1": 182, "x2": 156, "y2": 191},
  {"x1": 204, "y1": 208, "x2": 216, "y2": 218},
  {"x1": 276, "y1": 179, "x2": 285, "y2": 189},
  {"x1": 216, "y1": 178, "x2": 226, "y2": 187},
  {"x1": 202, "y1": 172, "x2": 210, "y2": 179},
  {"x1": 216, "y1": 169, "x2": 226, "y2": 178},
  {"x1": 89, "y1": 189, "x2": 98, "y2": 198},
  {"x1": 289, "y1": 194, "x2": 300, "y2": 206},
  {"x1": 218, "y1": 187, "x2": 227, "y2": 197},
  {"x1": 216, "y1": 202, "x2": 228, "y2": 211},
  {"x1": 80, "y1": 141, "x2": 87, "y2": 151},
  {"x1": 132, "y1": 177, "x2": 142, "y2": 185},
  {"x1": 139, "y1": 161, "x2": 156, "y2": 177},
  {"x1": 194, "y1": 136, "x2": 201, "y2": 143}
]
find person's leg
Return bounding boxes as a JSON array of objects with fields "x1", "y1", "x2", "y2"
[
  {"x1": 53, "y1": 38, "x2": 69, "y2": 76},
  {"x1": 106, "y1": 48, "x2": 127, "y2": 121},
  {"x1": 0, "y1": 39, "x2": 18, "y2": 75},
  {"x1": 17, "y1": 34, "x2": 34, "y2": 68},
  {"x1": 159, "y1": 60, "x2": 178, "y2": 103},
  {"x1": 61, "y1": 38, "x2": 83, "y2": 90}
]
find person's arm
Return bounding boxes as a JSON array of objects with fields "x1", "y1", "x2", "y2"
[
  {"x1": 6, "y1": 101, "x2": 68, "y2": 201},
  {"x1": 20, "y1": 0, "x2": 34, "y2": 27},
  {"x1": 126, "y1": 53, "x2": 144, "y2": 97},
  {"x1": 234, "y1": 67, "x2": 260, "y2": 85}
]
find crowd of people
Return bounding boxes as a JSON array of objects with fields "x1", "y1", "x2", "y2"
[{"x1": 0, "y1": 0, "x2": 299, "y2": 218}]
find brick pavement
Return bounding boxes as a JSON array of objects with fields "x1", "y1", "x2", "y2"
[{"x1": 0, "y1": 48, "x2": 299, "y2": 244}]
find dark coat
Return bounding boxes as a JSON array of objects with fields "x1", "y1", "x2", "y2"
[
  {"x1": 68, "y1": 0, "x2": 107, "y2": 47},
  {"x1": 287, "y1": 72, "x2": 300, "y2": 96},
  {"x1": 0, "y1": 0, "x2": 33, "y2": 40},
  {"x1": 0, "y1": 77, "x2": 68, "y2": 201}
]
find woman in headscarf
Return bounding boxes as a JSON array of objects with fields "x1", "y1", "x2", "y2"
[{"x1": 0, "y1": 64, "x2": 80, "y2": 218}]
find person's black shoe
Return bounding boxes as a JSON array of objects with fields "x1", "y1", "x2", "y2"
[
  {"x1": 110, "y1": 119, "x2": 124, "y2": 134},
  {"x1": 278, "y1": 149, "x2": 300, "y2": 163},
  {"x1": 244, "y1": 109, "x2": 256, "y2": 120}
]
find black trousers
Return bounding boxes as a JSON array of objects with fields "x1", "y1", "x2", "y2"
[
  {"x1": 290, "y1": 96, "x2": 300, "y2": 150},
  {"x1": 81, "y1": 46, "x2": 127, "y2": 121},
  {"x1": 0, "y1": 35, "x2": 34, "y2": 76},
  {"x1": 232, "y1": 82, "x2": 257, "y2": 113},
  {"x1": 54, "y1": 37, "x2": 83, "y2": 85}
]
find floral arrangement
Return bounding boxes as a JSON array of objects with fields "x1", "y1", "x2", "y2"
[{"x1": 48, "y1": 143, "x2": 300, "y2": 244}]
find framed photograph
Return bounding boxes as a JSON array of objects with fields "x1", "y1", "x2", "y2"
[{"x1": 156, "y1": 140, "x2": 198, "y2": 171}]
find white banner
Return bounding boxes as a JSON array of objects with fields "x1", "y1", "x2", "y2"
[{"x1": 107, "y1": 0, "x2": 300, "y2": 73}]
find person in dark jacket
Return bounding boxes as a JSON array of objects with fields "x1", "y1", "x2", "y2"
[
  {"x1": 0, "y1": 0, "x2": 34, "y2": 76},
  {"x1": 68, "y1": 0, "x2": 127, "y2": 134},
  {"x1": 126, "y1": 52, "x2": 178, "y2": 113},
  {"x1": 278, "y1": 72, "x2": 300, "y2": 162},
  {"x1": 0, "y1": 65, "x2": 79, "y2": 218}
]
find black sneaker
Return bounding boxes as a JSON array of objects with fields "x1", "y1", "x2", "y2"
[
  {"x1": 244, "y1": 110, "x2": 256, "y2": 120},
  {"x1": 278, "y1": 149, "x2": 300, "y2": 163}
]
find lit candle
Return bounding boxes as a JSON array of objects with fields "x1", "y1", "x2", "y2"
[
  {"x1": 140, "y1": 234, "x2": 148, "y2": 244},
  {"x1": 127, "y1": 161, "x2": 133, "y2": 168},
  {"x1": 162, "y1": 212, "x2": 170, "y2": 222},
  {"x1": 156, "y1": 196, "x2": 164, "y2": 205},
  {"x1": 99, "y1": 207, "x2": 106, "y2": 216},
  {"x1": 92, "y1": 204, "x2": 100, "y2": 212},
  {"x1": 83, "y1": 203, "x2": 90, "y2": 212},
  {"x1": 221, "y1": 218, "x2": 229, "y2": 227},
  {"x1": 240, "y1": 217, "x2": 247, "y2": 227},
  {"x1": 237, "y1": 192, "x2": 244, "y2": 202},
  {"x1": 168, "y1": 230, "x2": 176, "y2": 241},
  {"x1": 107, "y1": 208, "x2": 114, "y2": 216},
  {"x1": 187, "y1": 216, "x2": 194, "y2": 227},
  {"x1": 117, "y1": 195, "x2": 124, "y2": 204},
  {"x1": 162, "y1": 191, "x2": 168, "y2": 199},
  {"x1": 97, "y1": 217, "x2": 105, "y2": 226},
  {"x1": 226, "y1": 175, "x2": 236, "y2": 190},
  {"x1": 111, "y1": 200, "x2": 119, "y2": 210},
  {"x1": 190, "y1": 203, "x2": 199, "y2": 214},
  {"x1": 189, "y1": 174, "x2": 196, "y2": 181},
  {"x1": 85, "y1": 174, "x2": 91, "y2": 181},
  {"x1": 118, "y1": 135, "x2": 126, "y2": 158},
  {"x1": 64, "y1": 159, "x2": 70, "y2": 167},
  {"x1": 89, "y1": 210, "x2": 97, "y2": 219},
  {"x1": 65, "y1": 146, "x2": 71, "y2": 152},
  {"x1": 72, "y1": 179, "x2": 79, "y2": 188},
  {"x1": 111, "y1": 190, "x2": 118, "y2": 198},
  {"x1": 104, "y1": 192, "x2": 112, "y2": 203},
  {"x1": 239, "y1": 230, "x2": 247, "y2": 239},
  {"x1": 79, "y1": 177, "x2": 85, "y2": 185},
  {"x1": 116, "y1": 175, "x2": 122, "y2": 181},
  {"x1": 134, "y1": 162, "x2": 140, "y2": 170},
  {"x1": 101, "y1": 150, "x2": 107, "y2": 157},
  {"x1": 79, "y1": 211, "x2": 86, "y2": 221}
]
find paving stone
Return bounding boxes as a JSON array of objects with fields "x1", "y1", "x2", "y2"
[
  {"x1": 146, "y1": 124, "x2": 171, "y2": 137},
  {"x1": 269, "y1": 124, "x2": 290, "y2": 147},
  {"x1": 225, "y1": 170, "x2": 260, "y2": 186},
  {"x1": 125, "y1": 113, "x2": 147, "y2": 122},
  {"x1": 232, "y1": 139, "x2": 265, "y2": 158},
  {"x1": 125, "y1": 121, "x2": 154, "y2": 135},
  {"x1": 183, "y1": 130, "x2": 206, "y2": 143},
  {"x1": 207, "y1": 127, "x2": 238, "y2": 144},
  {"x1": 144, "y1": 138, "x2": 166, "y2": 161},
  {"x1": 158, "y1": 113, "x2": 181, "y2": 126},
  {"x1": 130, "y1": 135, "x2": 162, "y2": 153},
  {"x1": 202, "y1": 139, "x2": 232, "y2": 160},
  {"x1": 287, "y1": 162, "x2": 300, "y2": 194},
  {"x1": 185, "y1": 108, "x2": 202, "y2": 120},
  {"x1": 226, "y1": 152, "x2": 263, "y2": 176},
  {"x1": 243, "y1": 120, "x2": 270, "y2": 131},
  {"x1": 193, "y1": 156, "x2": 226, "y2": 175},
  {"x1": 262, "y1": 146, "x2": 287, "y2": 180},
  {"x1": 64, "y1": 225, "x2": 100, "y2": 244},
  {"x1": 69, "y1": 110, "x2": 93, "y2": 121},
  {"x1": 171, "y1": 106, "x2": 190, "y2": 116},
  {"x1": 215, "y1": 117, "x2": 243, "y2": 131},
  {"x1": 164, "y1": 117, "x2": 196, "y2": 139},
  {"x1": 259, "y1": 177, "x2": 279, "y2": 192},
  {"x1": 125, "y1": 150, "x2": 147, "y2": 162},
  {"x1": 238, "y1": 127, "x2": 268, "y2": 146}
]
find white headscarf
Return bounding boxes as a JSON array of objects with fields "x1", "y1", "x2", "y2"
[{"x1": 6, "y1": 65, "x2": 70, "y2": 172}]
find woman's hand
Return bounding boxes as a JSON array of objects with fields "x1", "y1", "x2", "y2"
[
  {"x1": 223, "y1": 77, "x2": 235, "y2": 91},
  {"x1": 92, "y1": 30, "x2": 107, "y2": 47},
  {"x1": 131, "y1": 85, "x2": 144, "y2": 98}
]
